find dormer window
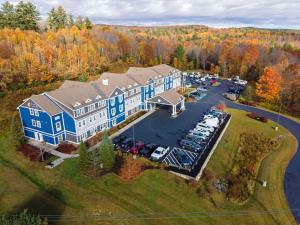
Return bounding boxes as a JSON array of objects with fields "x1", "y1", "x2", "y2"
[
  {"x1": 74, "y1": 102, "x2": 81, "y2": 107},
  {"x1": 96, "y1": 95, "x2": 102, "y2": 100},
  {"x1": 134, "y1": 83, "x2": 138, "y2": 86},
  {"x1": 85, "y1": 98, "x2": 92, "y2": 103},
  {"x1": 155, "y1": 76, "x2": 157, "y2": 79},
  {"x1": 128, "y1": 85, "x2": 132, "y2": 88}
]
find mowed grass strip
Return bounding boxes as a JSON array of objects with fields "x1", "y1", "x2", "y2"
[{"x1": 0, "y1": 108, "x2": 297, "y2": 225}]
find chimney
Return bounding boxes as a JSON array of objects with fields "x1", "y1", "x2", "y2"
[{"x1": 102, "y1": 79, "x2": 108, "y2": 86}]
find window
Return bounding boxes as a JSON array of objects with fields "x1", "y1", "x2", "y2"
[
  {"x1": 94, "y1": 115, "x2": 96, "y2": 121},
  {"x1": 29, "y1": 108, "x2": 34, "y2": 115},
  {"x1": 112, "y1": 118, "x2": 117, "y2": 126},
  {"x1": 83, "y1": 119, "x2": 86, "y2": 126},
  {"x1": 31, "y1": 119, "x2": 36, "y2": 127},
  {"x1": 55, "y1": 116, "x2": 60, "y2": 120},
  {"x1": 89, "y1": 117, "x2": 93, "y2": 123},
  {"x1": 145, "y1": 86, "x2": 148, "y2": 92},
  {"x1": 56, "y1": 122, "x2": 61, "y2": 131},
  {"x1": 119, "y1": 105, "x2": 123, "y2": 112},
  {"x1": 34, "y1": 109, "x2": 39, "y2": 117},
  {"x1": 78, "y1": 121, "x2": 82, "y2": 128},
  {"x1": 118, "y1": 95, "x2": 123, "y2": 103},
  {"x1": 111, "y1": 108, "x2": 116, "y2": 116},
  {"x1": 36, "y1": 121, "x2": 41, "y2": 128},
  {"x1": 58, "y1": 134, "x2": 63, "y2": 142},
  {"x1": 111, "y1": 98, "x2": 115, "y2": 106},
  {"x1": 124, "y1": 91, "x2": 128, "y2": 98}
]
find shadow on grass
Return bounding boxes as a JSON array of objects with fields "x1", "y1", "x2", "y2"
[{"x1": 10, "y1": 189, "x2": 65, "y2": 225}]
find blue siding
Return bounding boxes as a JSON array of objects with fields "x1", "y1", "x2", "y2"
[
  {"x1": 24, "y1": 128, "x2": 55, "y2": 145},
  {"x1": 107, "y1": 93, "x2": 125, "y2": 127},
  {"x1": 62, "y1": 111, "x2": 76, "y2": 133},
  {"x1": 51, "y1": 113, "x2": 64, "y2": 134},
  {"x1": 19, "y1": 106, "x2": 53, "y2": 135}
]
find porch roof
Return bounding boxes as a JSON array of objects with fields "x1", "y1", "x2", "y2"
[{"x1": 147, "y1": 89, "x2": 184, "y2": 106}]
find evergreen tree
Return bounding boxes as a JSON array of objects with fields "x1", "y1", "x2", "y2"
[
  {"x1": 0, "y1": 1, "x2": 15, "y2": 29},
  {"x1": 10, "y1": 113, "x2": 24, "y2": 148},
  {"x1": 79, "y1": 141, "x2": 88, "y2": 172},
  {"x1": 47, "y1": 6, "x2": 68, "y2": 31},
  {"x1": 174, "y1": 44, "x2": 185, "y2": 61},
  {"x1": 15, "y1": 1, "x2": 40, "y2": 30},
  {"x1": 84, "y1": 17, "x2": 93, "y2": 29},
  {"x1": 68, "y1": 14, "x2": 75, "y2": 27},
  {"x1": 88, "y1": 148, "x2": 101, "y2": 176},
  {"x1": 75, "y1": 16, "x2": 84, "y2": 29},
  {"x1": 99, "y1": 133, "x2": 115, "y2": 171}
]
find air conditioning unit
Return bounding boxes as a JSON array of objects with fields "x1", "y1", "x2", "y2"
[{"x1": 102, "y1": 79, "x2": 109, "y2": 86}]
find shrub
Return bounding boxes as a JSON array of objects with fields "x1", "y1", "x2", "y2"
[
  {"x1": 56, "y1": 143, "x2": 77, "y2": 154},
  {"x1": 247, "y1": 113, "x2": 268, "y2": 123},
  {"x1": 239, "y1": 100, "x2": 257, "y2": 107}
]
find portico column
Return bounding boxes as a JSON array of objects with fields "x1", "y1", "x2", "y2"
[
  {"x1": 145, "y1": 100, "x2": 148, "y2": 110},
  {"x1": 181, "y1": 99, "x2": 186, "y2": 111},
  {"x1": 171, "y1": 105, "x2": 177, "y2": 117}
]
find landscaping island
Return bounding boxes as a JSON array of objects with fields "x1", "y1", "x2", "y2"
[{"x1": 0, "y1": 108, "x2": 297, "y2": 225}]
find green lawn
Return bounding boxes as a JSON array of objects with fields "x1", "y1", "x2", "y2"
[{"x1": 0, "y1": 108, "x2": 297, "y2": 225}]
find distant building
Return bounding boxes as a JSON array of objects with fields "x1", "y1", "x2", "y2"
[{"x1": 18, "y1": 64, "x2": 184, "y2": 146}]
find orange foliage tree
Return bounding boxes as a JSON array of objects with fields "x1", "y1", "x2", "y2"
[{"x1": 256, "y1": 67, "x2": 281, "y2": 102}]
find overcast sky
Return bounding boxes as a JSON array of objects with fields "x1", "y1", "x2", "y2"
[{"x1": 4, "y1": 0, "x2": 300, "y2": 29}]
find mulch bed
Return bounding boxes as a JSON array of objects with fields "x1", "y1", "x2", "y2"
[
  {"x1": 56, "y1": 143, "x2": 77, "y2": 154},
  {"x1": 17, "y1": 144, "x2": 41, "y2": 161}
]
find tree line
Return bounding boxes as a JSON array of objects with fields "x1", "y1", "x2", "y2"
[{"x1": 0, "y1": 1, "x2": 299, "y2": 115}]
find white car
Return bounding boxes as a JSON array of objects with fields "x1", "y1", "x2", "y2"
[
  {"x1": 191, "y1": 128, "x2": 210, "y2": 136},
  {"x1": 185, "y1": 83, "x2": 192, "y2": 88},
  {"x1": 150, "y1": 146, "x2": 170, "y2": 161},
  {"x1": 204, "y1": 118, "x2": 219, "y2": 128},
  {"x1": 195, "y1": 125, "x2": 214, "y2": 132},
  {"x1": 189, "y1": 131, "x2": 209, "y2": 139},
  {"x1": 204, "y1": 114, "x2": 217, "y2": 120}
]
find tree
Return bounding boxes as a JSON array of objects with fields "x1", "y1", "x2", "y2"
[
  {"x1": 10, "y1": 113, "x2": 24, "y2": 148},
  {"x1": 173, "y1": 44, "x2": 185, "y2": 61},
  {"x1": 256, "y1": 67, "x2": 281, "y2": 102},
  {"x1": 68, "y1": 14, "x2": 74, "y2": 27},
  {"x1": 84, "y1": 17, "x2": 93, "y2": 29},
  {"x1": 47, "y1": 6, "x2": 68, "y2": 31},
  {"x1": 99, "y1": 133, "x2": 115, "y2": 171},
  {"x1": 75, "y1": 16, "x2": 84, "y2": 29},
  {"x1": 0, "y1": 209, "x2": 47, "y2": 225},
  {"x1": 88, "y1": 148, "x2": 101, "y2": 176},
  {"x1": 15, "y1": 1, "x2": 40, "y2": 30},
  {"x1": 79, "y1": 141, "x2": 88, "y2": 172},
  {"x1": 0, "y1": 1, "x2": 15, "y2": 29}
]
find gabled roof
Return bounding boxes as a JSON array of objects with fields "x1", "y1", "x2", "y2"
[
  {"x1": 147, "y1": 89, "x2": 184, "y2": 106},
  {"x1": 31, "y1": 95, "x2": 62, "y2": 116}
]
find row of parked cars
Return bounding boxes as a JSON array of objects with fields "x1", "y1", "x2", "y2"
[
  {"x1": 112, "y1": 136, "x2": 170, "y2": 161},
  {"x1": 224, "y1": 76, "x2": 248, "y2": 101},
  {"x1": 178, "y1": 107, "x2": 226, "y2": 153}
]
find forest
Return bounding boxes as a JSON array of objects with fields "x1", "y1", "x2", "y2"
[{"x1": 0, "y1": 1, "x2": 300, "y2": 116}]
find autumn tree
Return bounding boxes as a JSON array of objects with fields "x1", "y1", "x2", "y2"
[{"x1": 256, "y1": 67, "x2": 281, "y2": 102}]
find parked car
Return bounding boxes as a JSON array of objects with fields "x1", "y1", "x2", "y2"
[
  {"x1": 150, "y1": 146, "x2": 170, "y2": 161},
  {"x1": 197, "y1": 86, "x2": 208, "y2": 92},
  {"x1": 176, "y1": 151, "x2": 192, "y2": 168},
  {"x1": 185, "y1": 82, "x2": 192, "y2": 88},
  {"x1": 179, "y1": 139, "x2": 203, "y2": 152},
  {"x1": 203, "y1": 118, "x2": 219, "y2": 128},
  {"x1": 196, "y1": 124, "x2": 214, "y2": 132},
  {"x1": 192, "y1": 127, "x2": 211, "y2": 135},
  {"x1": 129, "y1": 141, "x2": 145, "y2": 154},
  {"x1": 186, "y1": 133, "x2": 207, "y2": 142},
  {"x1": 120, "y1": 138, "x2": 134, "y2": 152},
  {"x1": 190, "y1": 129, "x2": 210, "y2": 137},
  {"x1": 113, "y1": 135, "x2": 126, "y2": 150},
  {"x1": 140, "y1": 143, "x2": 159, "y2": 157}
]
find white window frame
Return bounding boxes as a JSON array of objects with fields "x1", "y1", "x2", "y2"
[
  {"x1": 36, "y1": 121, "x2": 41, "y2": 128},
  {"x1": 111, "y1": 98, "x2": 115, "y2": 106},
  {"x1": 111, "y1": 108, "x2": 116, "y2": 116},
  {"x1": 118, "y1": 95, "x2": 123, "y2": 103},
  {"x1": 58, "y1": 134, "x2": 63, "y2": 142},
  {"x1": 29, "y1": 108, "x2": 34, "y2": 115},
  {"x1": 31, "y1": 119, "x2": 36, "y2": 127},
  {"x1": 56, "y1": 122, "x2": 61, "y2": 132},
  {"x1": 34, "y1": 109, "x2": 39, "y2": 117},
  {"x1": 119, "y1": 105, "x2": 123, "y2": 112},
  {"x1": 78, "y1": 121, "x2": 82, "y2": 128}
]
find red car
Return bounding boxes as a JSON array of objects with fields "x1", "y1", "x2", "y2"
[{"x1": 129, "y1": 141, "x2": 145, "y2": 154}]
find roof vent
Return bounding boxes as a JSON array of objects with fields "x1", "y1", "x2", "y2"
[
  {"x1": 74, "y1": 102, "x2": 81, "y2": 107},
  {"x1": 85, "y1": 98, "x2": 92, "y2": 103},
  {"x1": 102, "y1": 79, "x2": 109, "y2": 86}
]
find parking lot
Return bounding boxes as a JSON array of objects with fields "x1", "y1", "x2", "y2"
[{"x1": 115, "y1": 78, "x2": 232, "y2": 178}]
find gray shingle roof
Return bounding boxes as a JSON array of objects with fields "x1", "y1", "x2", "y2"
[
  {"x1": 148, "y1": 89, "x2": 184, "y2": 105},
  {"x1": 31, "y1": 94, "x2": 62, "y2": 116}
]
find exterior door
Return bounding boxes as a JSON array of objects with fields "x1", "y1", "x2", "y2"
[{"x1": 35, "y1": 132, "x2": 43, "y2": 142}]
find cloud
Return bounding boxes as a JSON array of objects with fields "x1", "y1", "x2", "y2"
[{"x1": 4, "y1": 0, "x2": 300, "y2": 29}]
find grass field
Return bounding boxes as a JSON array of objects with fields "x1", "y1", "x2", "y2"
[{"x1": 0, "y1": 108, "x2": 297, "y2": 225}]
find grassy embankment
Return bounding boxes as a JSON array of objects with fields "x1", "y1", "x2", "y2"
[{"x1": 0, "y1": 102, "x2": 297, "y2": 224}]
